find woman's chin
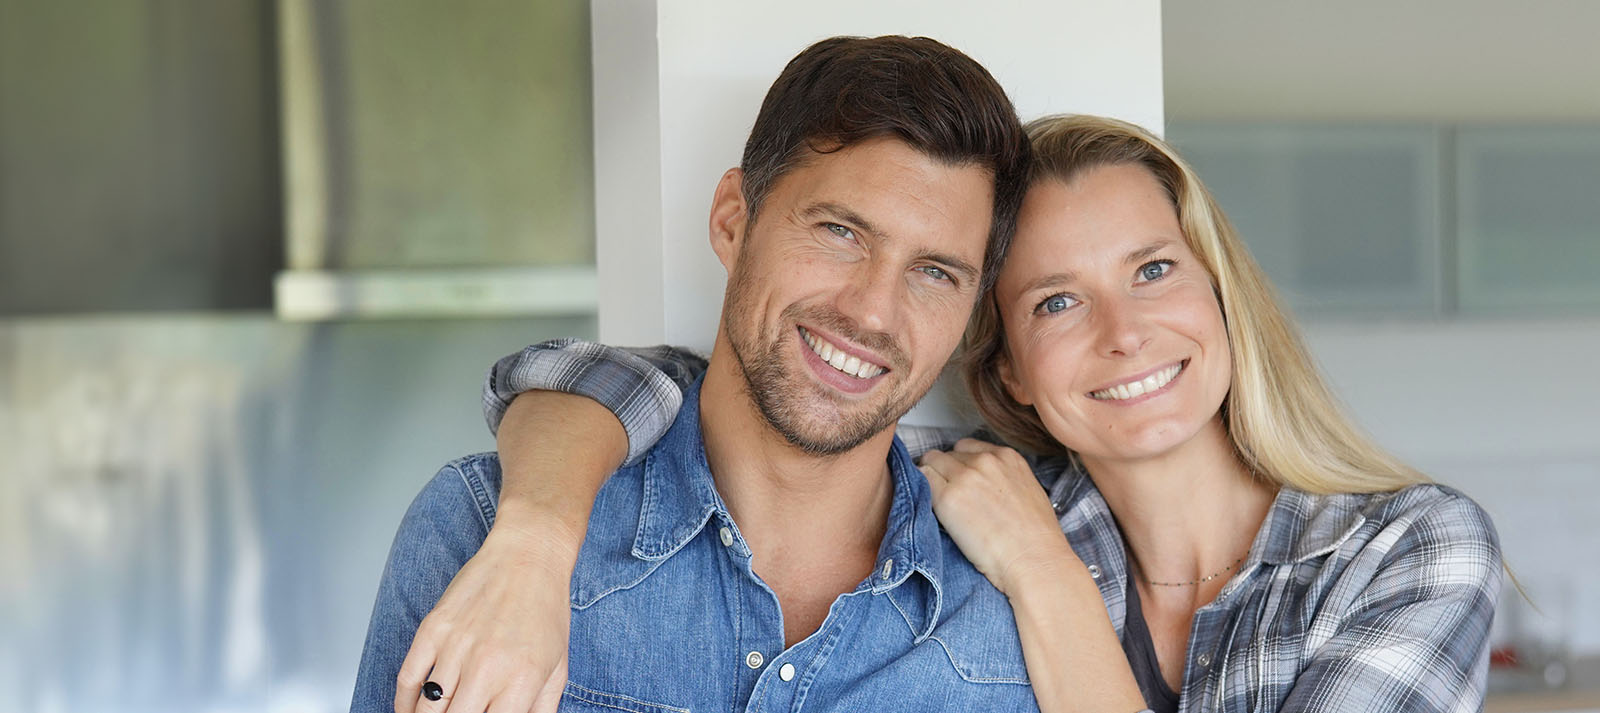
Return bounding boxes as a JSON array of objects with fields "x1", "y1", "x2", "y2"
[{"x1": 1059, "y1": 420, "x2": 1208, "y2": 467}]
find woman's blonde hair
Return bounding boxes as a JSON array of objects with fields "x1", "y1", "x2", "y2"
[{"x1": 963, "y1": 114, "x2": 1429, "y2": 494}]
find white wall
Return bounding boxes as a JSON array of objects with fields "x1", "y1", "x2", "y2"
[
  {"x1": 592, "y1": 0, "x2": 1165, "y2": 349},
  {"x1": 1304, "y1": 320, "x2": 1600, "y2": 653}
]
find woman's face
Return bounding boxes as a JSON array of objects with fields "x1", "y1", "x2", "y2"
[{"x1": 995, "y1": 163, "x2": 1233, "y2": 465}]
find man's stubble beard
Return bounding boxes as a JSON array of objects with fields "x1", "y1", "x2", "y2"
[{"x1": 721, "y1": 251, "x2": 938, "y2": 457}]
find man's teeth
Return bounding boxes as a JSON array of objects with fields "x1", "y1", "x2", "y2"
[
  {"x1": 1090, "y1": 363, "x2": 1183, "y2": 401},
  {"x1": 801, "y1": 327, "x2": 885, "y2": 379}
]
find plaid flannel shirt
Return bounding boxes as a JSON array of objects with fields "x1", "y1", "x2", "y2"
[{"x1": 484, "y1": 340, "x2": 1502, "y2": 713}]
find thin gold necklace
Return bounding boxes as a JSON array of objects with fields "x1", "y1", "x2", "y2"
[{"x1": 1142, "y1": 554, "x2": 1245, "y2": 587}]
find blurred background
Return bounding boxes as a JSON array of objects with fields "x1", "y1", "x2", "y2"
[{"x1": 1, "y1": 1, "x2": 1595, "y2": 712}]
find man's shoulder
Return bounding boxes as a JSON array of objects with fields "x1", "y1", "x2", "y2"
[
  {"x1": 418, "y1": 452, "x2": 504, "y2": 531},
  {"x1": 913, "y1": 532, "x2": 1032, "y2": 686}
]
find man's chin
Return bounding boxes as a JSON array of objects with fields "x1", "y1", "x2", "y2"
[{"x1": 757, "y1": 395, "x2": 906, "y2": 457}]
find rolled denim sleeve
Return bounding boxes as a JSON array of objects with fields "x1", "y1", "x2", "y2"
[
  {"x1": 1278, "y1": 493, "x2": 1503, "y2": 713},
  {"x1": 482, "y1": 339, "x2": 708, "y2": 466}
]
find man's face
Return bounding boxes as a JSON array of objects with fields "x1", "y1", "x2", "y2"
[{"x1": 721, "y1": 137, "x2": 994, "y2": 455}]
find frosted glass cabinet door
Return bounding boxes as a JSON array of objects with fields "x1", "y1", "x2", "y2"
[
  {"x1": 1168, "y1": 124, "x2": 1443, "y2": 316},
  {"x1": 1456, "y1": 128, "x2": 1600, "y2": 313}
]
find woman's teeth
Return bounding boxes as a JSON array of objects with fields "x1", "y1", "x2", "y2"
[
  {"x1": 1090, "y1": 363, "x2": 1183, "y2": 401},
  {"x1": 801, "y1": 327, "x2": 885, "y2": 379}
]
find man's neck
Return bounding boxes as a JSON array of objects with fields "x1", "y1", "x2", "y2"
[
  {"x1": 698, "y1": 346, "x2": 897, "y2": 561},
  {"x1": 698, "y1": 339, "x2": 898, "y2": 646}
]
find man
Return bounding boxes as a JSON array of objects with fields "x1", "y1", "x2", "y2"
[{"x1": 352, "y1": 35, "x2": 1033, "y2": 712}]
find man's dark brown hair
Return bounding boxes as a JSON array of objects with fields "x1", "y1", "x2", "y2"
[{"x1": 740, "y1": 36, "x2": 1031, "y2": 292}]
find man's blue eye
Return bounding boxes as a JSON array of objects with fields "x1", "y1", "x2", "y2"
[
  {"x1": 920, "y1": 266, "x2": 951, "y2": 282},
  {"x1": 826, "y1": 223, "x2": 854, "y2": 240},
  {"x1": 1137, "y1": 260, "x2": 1173, "y2": 282}
]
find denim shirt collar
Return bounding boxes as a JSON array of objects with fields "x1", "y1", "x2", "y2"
[
  {"x1": 632, "y1": 380, "x2": 724, "y2": 560},
  {"x1": 631, "y1": 378, "x2": 946, "y2": 639}
]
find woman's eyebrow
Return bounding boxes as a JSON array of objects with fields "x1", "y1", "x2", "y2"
[
  {"x1": 1124, "y1": 240, "x2": 1174, "y2": 264},
  {"x1": 1017, "y1": 271, "x2": 1078, "y2": 296}
]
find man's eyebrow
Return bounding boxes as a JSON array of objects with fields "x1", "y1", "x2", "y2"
[
  {"x1": 915, "y1": 250, "x2": 981, "y2": 285},
  {"x1": 799, "y1": 202, "x2": 881, "y2": 237},
  {"x1": 801, "y1": 201, "x2": 981, "y2": 285}
]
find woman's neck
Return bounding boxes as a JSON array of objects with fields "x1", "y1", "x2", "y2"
[{"x1": 1080, "y1": 415, "x2": 1278, "y2": 595}]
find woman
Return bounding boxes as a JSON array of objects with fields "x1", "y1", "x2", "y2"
[{"x1": 399, "y1": 115, "x2": 1500, "y2": 713}]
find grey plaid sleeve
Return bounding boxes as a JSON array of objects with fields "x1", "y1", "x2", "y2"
[
  {"x1": 482, "y1": 339, "x2": 708, "y2": 466},
  {"x1": 1278, "y1": 492, "x2": 1502, "y2": 713},
  {"x1": 896, "y1": 425, "x2": 971, "y2": 460}
]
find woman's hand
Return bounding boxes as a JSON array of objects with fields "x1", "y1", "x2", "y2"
[
  {"x1": 923, "y1": 440, "x2": 1146, "y2": 712},
  {"x1": 396, "y1": 391, "x2": 627, "y2": 713},
  {"x1": 395, "y1": 515, "x2": 575, "y2": 713},
  {"x1": 918, "y1": 439, "x2": 1079, "y2": 596}
]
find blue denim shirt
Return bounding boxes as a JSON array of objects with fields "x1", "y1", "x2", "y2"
[{"x1": 353, "y1": 381, "x2": 1039, "y2": 713}]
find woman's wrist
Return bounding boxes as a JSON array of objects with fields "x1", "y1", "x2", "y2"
[
  {"x1": 488, "y1": 500, "x2": 587, "y2": 568},
  {"x1": 1000, "y1": 539, "x2": 1092, "y2": 601}
]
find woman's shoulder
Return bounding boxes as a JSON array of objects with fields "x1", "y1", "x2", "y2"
[
  {"x1": 1279, "y1": 483, "x2": 1501, "y2": 576},
  {"x1": 1354, "y1": 483, "x2": 1497, "y2": 542}
]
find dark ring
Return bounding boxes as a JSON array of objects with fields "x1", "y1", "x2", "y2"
[{"x1": 422, "y1": 681, "x2": 444, "y2": 701}]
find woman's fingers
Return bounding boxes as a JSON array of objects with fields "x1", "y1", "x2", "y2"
[
  {"x1": 394, "y1": 628, "x2": 438, "y2": 713},
  {"x1": 950, "y1": 437, "x2": 997, "y2": 454},
  {"x1": 411, "y1": 657, "x2": 461, "y2": 713},
  {"x1": 441, "y1": 665, "x2": 497, "y2": 713},
  {"x1": 393, "y1": 521, "x2": 575, "y2": 713},
  {"x1": 918, "y1": 450, "x2": 951, "y2": 496},
  {"x1": 530, "y1": 656, "x2": 569, "y2": 713}
]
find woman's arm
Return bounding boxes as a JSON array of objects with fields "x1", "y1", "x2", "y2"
[
  {"x1": 1278, "y1": 492, "x2": 1502, "y2": 713},
  {"x1": 919, "y1": 440, "x2": 1148, "y2": 713},
  {"x1": 395, "y1": 340, "x2": 705, "y2": 713}
]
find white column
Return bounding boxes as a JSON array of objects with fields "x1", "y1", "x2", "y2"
[{"x1": 592, "y1": 0, "x2": 1165, "y2": 423}]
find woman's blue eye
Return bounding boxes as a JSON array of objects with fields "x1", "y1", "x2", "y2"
[
  {"x1": 1037, "y1": 294, "x2": 1076, "y2": 314},
  {"x1": 1137, "y1": 260, "x2": 1174, "y2": 282}
]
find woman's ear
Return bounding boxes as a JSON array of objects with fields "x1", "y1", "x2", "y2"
[
  {"x1": 708, "y1": 168, "x2": 748, "y2": 272},
  {"x1": 997, "y1": 351, "x2": 1033, "y2": 406}
]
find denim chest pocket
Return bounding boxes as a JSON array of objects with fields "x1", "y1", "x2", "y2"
[
  {"x1": 892, "y1": 585, "x2": 1032, "y2": 685},
  {"x1": 559, "y1": 682, "x2": 691, "y2": 713}
]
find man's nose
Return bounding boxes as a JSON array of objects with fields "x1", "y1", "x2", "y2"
[{"x1": 835, "y1": 261, "x2": 903, "y2": 335}]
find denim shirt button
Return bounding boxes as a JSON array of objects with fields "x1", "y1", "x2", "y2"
[
  {"x1": 1086, "y1": 564, "x2": 1102, "y2": 579},
  {"x1": 779, "y1": 663, "x2": 796, "y2": 681},
  {"x1": 745, "y1": 651, "x2": 764, "y2": 669},
  {"x1": 1052, "y1": 499, "x2": 1066, "y2": 514},
  {"x1": 880, "y1": 559, "x2": 894, "y2": 580},
  {"x1": 1196, "y1": 652, "x2": 1213, "y2": 668},
  {"x1": 719, "y1": 526, "x2": 734, "y2": 547}
]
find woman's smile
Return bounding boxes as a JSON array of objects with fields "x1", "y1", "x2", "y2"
[{"x1": 1086, "y1": 359, "x2": 1186, "y2": 402}]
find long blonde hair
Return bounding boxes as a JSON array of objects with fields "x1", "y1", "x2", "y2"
[{"x1": 964, "y1": 114, "x2": 1429, "y2": 495}]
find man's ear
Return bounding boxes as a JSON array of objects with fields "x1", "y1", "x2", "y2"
[
  {"x1": 997, "y1": 351, "x2": 1034, "y2": 406},
  {"x1": 708, "y1": 168, "x2": 748, "y2": 272}
]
